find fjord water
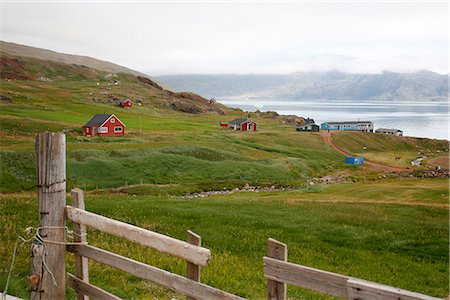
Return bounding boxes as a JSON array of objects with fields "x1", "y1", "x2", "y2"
[{"x1": 219, "y1": 99, "x2": 449, "y2": 140}]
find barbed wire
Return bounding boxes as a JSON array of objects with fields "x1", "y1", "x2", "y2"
[{"x1": 2, "y1": 226, "x2": 87, "y2": 300}]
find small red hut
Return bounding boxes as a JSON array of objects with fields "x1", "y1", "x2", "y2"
[
  {"x1": 82, "y1": 114, "x2": 125, "y2": 137},
  {"x1": 116, "y1": 99, "x2": 133, "y2": 108}
]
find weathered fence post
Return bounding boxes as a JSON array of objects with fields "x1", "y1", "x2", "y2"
[
  {"x1": 31, "y1": 132, "x2": 66, "y2": 299},
  {"x1": 71, "y1": 188, "x2": 89, "y2": 300},
  {"x1": 267, "y1": 238, "x2": 287, "y2": 300},
  {"x1": 186, "y1": 230, "x2": 201, "y2": 300}
]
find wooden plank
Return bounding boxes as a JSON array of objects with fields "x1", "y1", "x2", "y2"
[
  {"x1": 31, "y1": 132, "x2": 66, "y2": 300},
  {"x1": 71, "y1": 189, "x2": 89, "y2": 300},
  {"x1": 66, "y1": 206, "x2": 211, "y2": 266},
  {"x1": 347, "y1": 278, "x2": 443, "y2": 300},
  {"x1": 67, "y1": 244, "x2": 245, "y2": 300},
  {"x1": 266, "y1": 238, "x2": 287, "y2": 300},
  {"x1": 67, "y1": 273, "x2": 121, "y2": 300},
  {"x1": 263, "y1": 256, "x2": 349, "y2": 298},
  {"x1": 187, "y1": 230, "x2": 201, "y2": 300}
]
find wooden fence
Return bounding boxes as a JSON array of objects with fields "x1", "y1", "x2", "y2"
[
  {"x1": 29, "y1": 132, "x2": 444, "y2": 300},
  {"x1": 263, "y1": 238, "x2": 443, "y2": 300}
]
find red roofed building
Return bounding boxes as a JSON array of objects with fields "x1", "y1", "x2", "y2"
[
  {"x1": 221, "y1": 113, "x2": 258, "y2": 131},
  {"x1": 82, "y1": 114, "x2": 125, "y2": 137},
  {"x1": 116, "y1": 99, "x2": 133, "y2": 108}
]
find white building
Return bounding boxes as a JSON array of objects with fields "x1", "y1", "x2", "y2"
[{"x1": 375, "y1": 128, "x2": 403, "y2": 136}]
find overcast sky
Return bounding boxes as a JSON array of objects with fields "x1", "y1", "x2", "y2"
[{"x1": 1, "y1": 1, "x2": 448, "y2": 75}]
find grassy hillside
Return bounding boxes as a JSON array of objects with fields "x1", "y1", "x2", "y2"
[
  {"x1": 1, "y1": 51, "x2": 448, "y2": 193},
  {"x1": 0, "y1": 40, "x2": 150, "y2": 79},
  {"x1": 332, "y1": 132, "x2": 448, "y2": 168},
  {"x1": 0, "y1": 51, "x2": 343, "y2": 193},
  {"x1": 0, "y1": 179, "x2": 448, "y2": 299}
]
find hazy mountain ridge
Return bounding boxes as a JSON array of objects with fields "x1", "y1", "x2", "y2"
[{"x1": 157, "y1": 71, "x2": 449, "y2": 101}]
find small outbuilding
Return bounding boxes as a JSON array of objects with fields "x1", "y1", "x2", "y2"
[
  {"x1": 345, "y1": 156, "x2": 364, "y2": 165},
  {"x1": 82, "y1": 114, "x2": 125, "y2": 137},
  {"x1": 116, "y1": 99, "x2": 133, "y2": 108},
  {"x1": 304, "y1": 118, "x2": 315, "y2": 125},
  {"x1": 375, "y1": 128, "x2": 403, "y2": 136},
  {"x1": 297, "y1": 123, "x2": 320, "y2": 132}
]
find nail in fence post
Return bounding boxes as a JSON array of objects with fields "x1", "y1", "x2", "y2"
[
  {"x1": 267, "y1": 238, "x2": 287, "y2": 300},
  {"x1": 31, "y1": 132, "x2": 66, "y2": 299},
  {"x1": 71, "y1": 188, "x2": 89, "y2": 300},
  {"x1": 187, "y1": 230, "x2": 201, "y2": 300}
]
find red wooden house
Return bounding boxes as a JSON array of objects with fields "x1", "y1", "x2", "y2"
[
  {"x1": 229, "y1": 118, "x2": 257, "y2": 131},
  {"x1": 116, "y1": 99, "x2": 133, "y2": 108},
  {"x1": 82, "y1": 114, "x2": 125, "y2": 137},
  {"x1": 223, "y1": 114, "x2": 258, "y2": 131}
]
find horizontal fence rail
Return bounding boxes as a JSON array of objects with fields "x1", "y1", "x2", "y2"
[
  {"x1": 66, "y1": 205, "x2": 211, "y2": 266},
  {"x1": 263, "y1": 239, "x2": 443, "y2": 300},
  {"x1": 67, "y1": 273, "x2": 121, "y2": 300},
  {"x1": 346, "y1": 279, "x2": 443, "y2": 300},
  {"x1": 264, "y1": 256, "x2": 349, "y2": 298},
  {"x1": 67, "y1": 244, "x2": 245, "y2": 300}
]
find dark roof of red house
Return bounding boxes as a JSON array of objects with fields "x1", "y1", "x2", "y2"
[
  {"x1": 83, "y1": 114, "x2": 112, "y2": 127},
  {"x1": 229, "y1": 118, "x2": 246, "y2": 125},
  {"x1": 117, "y1": 99, "x2": 132, "y2": 104}
]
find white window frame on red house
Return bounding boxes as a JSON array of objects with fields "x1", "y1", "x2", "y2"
[
  {"x1": 111, "y1": 118, "x2": 116, "y2": 123},
  {"x1": 98, "y1": 127, "x2": 108, "y2": 133},
  {"x1": 114, "y1": 126, "x2": 123, "y2": 133}
]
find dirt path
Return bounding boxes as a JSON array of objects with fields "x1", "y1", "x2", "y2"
[{"x1": 318, "y1": 131, "x2": 410, "y2": 172}]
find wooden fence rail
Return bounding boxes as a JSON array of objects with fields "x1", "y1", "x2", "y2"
[
  {"x1": 263, "y1": 238, "x2": 443, "y2": 300},
  {"x1": 65, "y1": 205, "x2": 211, "y2": 266},
  {"x1": 67, "y1": 244, "x2": 244, "y2": 300},
  {"x1": 67, "y1": 273, "x2": 120, "y2": 300}
]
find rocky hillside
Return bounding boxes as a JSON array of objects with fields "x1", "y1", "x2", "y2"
[
  {"x1": 157, "y1": 71, "x2": 449, "y2": 101},
  {"x1": 0, "y1": 42, "x2": 230, "y2": 115},
  {"x1": 1, "y1": 41, "x2": 149, "y2": 78}
]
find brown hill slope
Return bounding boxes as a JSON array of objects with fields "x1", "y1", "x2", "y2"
[
  {"x1": 0, "y1": 40, "x2": 170, "y2": 89},
  {"x1": 0, "y1": 42, "x2": 230, "y2": 115}
]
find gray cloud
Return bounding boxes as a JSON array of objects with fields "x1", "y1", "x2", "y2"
[{"x1": 2, "y1": 2, "x2": 448, "y2": 75}]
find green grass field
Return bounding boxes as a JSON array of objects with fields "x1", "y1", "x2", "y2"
[{"x1": 0, "y1": 179, "x2": 448, "y2": 299}]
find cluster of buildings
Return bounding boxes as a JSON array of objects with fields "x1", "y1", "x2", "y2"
[
  {"x1": 294, "y1": 120, "x2": 403, "y2": 136},
  {"x1": 81, "y1": 97, "x2": 402, "y2": 139}
]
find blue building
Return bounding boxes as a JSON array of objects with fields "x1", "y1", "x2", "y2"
[
  {"x1": 320, "y1": 121, "x2": 374, "y2": 132},
  {"x1": 345, "y1": 156, "x2": 365, "y2": 165}
]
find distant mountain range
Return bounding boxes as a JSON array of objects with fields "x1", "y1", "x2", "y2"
[{"x1": 156, "y1": 71, "x2": 449, "y2": 101}]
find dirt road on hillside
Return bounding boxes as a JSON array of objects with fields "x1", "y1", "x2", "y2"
[{"x1": 318, "y1": 131, "x2": 410, "y2": 172}]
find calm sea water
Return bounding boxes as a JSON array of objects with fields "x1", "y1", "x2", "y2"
[{"x1": 218, "y1": 99, "x2": 449, "y2": 140}]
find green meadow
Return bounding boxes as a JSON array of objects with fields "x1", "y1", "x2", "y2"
[{"x1": 0, "y1": 179, "x2": 448, "y2": 299}]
